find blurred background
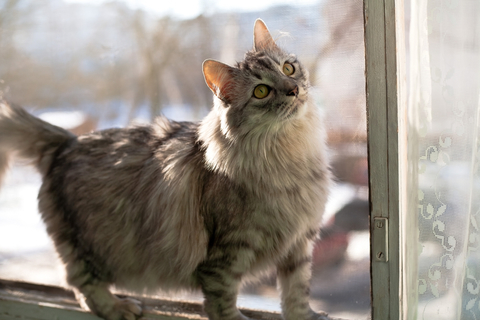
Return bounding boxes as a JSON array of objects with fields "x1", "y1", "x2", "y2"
[{"x1": 0, "y1": 0, "x2": 369, "y2": 318}]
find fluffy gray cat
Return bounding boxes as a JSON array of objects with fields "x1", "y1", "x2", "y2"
[{"x1": 0, "y1": 19, "x2": 331, "y2": 320}]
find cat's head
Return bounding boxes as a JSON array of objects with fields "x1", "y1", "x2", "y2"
[{"x1": 202, "y1": 19, "x2": 310, "y2": 138}]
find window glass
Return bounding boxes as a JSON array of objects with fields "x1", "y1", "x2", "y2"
[{"x1": 0, "y1": 0, "x2": 368, "y2": 317}]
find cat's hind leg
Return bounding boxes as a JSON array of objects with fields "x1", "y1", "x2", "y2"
[
  {"x1": 73, "y1": 282, "x2": 142, "y2": 320},
  {"x1": 62, "y1": 250, "x2": 142, "y2": 320},
  {"x1": 38, "y1": 179, "x2": 143, "y2": 319}
]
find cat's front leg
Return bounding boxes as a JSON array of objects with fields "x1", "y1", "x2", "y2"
[
  {"x1": 277, "y1": 238, "x2": 329, "y2": 320},
  {"x1": 196, "y1": 250, "x2": 255, "y2": 320}
]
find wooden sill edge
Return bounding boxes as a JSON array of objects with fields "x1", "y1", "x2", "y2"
[{"x1": 0, "y1": 279, "x2": 344, "y2": 320}]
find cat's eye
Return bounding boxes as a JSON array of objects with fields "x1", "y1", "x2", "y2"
[
  {"x1": 283, "y1": 63, "x2": 295, "y2": 76},
  {"x1": 253, "y1": 84, "x2": 270, "y2": 99}
]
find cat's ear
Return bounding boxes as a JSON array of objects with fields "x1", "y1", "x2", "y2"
[
  {"x1": 203, "y1": 59, "x2": 238, "y2": 104},
  {"x1": 253, "y1": 19, "x2": 278, "y2": 52}
]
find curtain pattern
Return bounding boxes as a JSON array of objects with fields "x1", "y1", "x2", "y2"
[{"x1": 408, "y1": 1, "x2": 480, "y2": 319}]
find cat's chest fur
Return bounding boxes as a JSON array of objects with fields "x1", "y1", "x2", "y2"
[{"x1": 200, "y1": 103, "x2": 329, "y2": 266}]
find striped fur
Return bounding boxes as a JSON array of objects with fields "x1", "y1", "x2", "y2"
[{"x1": 0, "y1": 19, "x2": 331, "y2": 320}]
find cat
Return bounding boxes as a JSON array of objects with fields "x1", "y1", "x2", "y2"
[{"x1": 0, "y1": 19, "x2": 331, "y2": 320}]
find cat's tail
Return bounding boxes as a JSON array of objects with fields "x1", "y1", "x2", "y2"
[{"x1": 0, "y1": 100, "x2": 76, "y2": 184}]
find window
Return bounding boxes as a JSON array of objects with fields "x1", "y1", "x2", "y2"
[
  {"x1": 0, "y1": 0, "x2": 416, "y2": 319},
  {"x1": 0, "y1": 1, "x2": 471, "y2": 318}
]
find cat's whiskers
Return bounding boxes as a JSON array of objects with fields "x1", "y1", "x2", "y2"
[{"x1": 279, "y1": 101, "x2": 299, "y2": 120}]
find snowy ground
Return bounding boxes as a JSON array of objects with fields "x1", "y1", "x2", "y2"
[{"x1": 0, "y1": 163, "x2": 371, "y2": 319}]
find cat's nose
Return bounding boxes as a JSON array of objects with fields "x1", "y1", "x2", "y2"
[{"x1": 286, "y1": 85, "x2": 298, "y2": 97}]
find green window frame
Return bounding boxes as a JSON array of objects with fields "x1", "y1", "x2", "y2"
[{"x1": 365, "y1": 0, "x2": 406, "y2": 319}]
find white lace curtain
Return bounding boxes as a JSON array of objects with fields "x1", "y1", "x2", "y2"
[{"x1": 407, "y1": 0, "x2": 480, "y2": 319}]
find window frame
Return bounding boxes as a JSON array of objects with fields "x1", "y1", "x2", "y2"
[{"x1": 364, "y1": 0, "x2": 406, "y2": 319}]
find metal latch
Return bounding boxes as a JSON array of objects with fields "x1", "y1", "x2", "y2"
[{"x1": 373, "y1": 217, "x2": 388, "y2": 262}]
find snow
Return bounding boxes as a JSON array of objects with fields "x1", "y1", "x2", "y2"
[{"x1": 39, "y1": 111, "x2": 88, "y2": 131}]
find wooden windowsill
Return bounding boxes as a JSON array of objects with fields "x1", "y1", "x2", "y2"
[{"x1": 0, "y1": 279, "x2": 345, "y2": 320}]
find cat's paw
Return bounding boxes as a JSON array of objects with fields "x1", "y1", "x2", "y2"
[
  {"x1": 100, "y1": 297, "x2": 142, "y2": 320},
  {"x1": 114, "y1": 297, "x2": 143, "y2": 320}
]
